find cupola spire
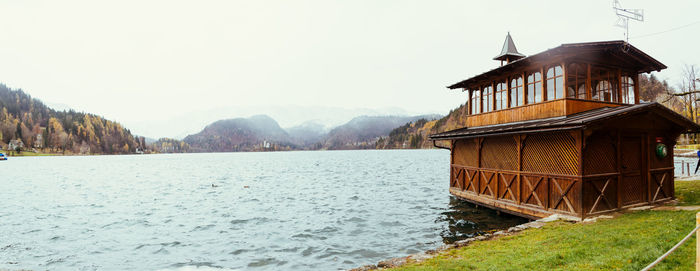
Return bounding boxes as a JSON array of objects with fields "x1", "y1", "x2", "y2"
[{"x1": 493, "y1": 32, "x2": 525, "y2": 65}]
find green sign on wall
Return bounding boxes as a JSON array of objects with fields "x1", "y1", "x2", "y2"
[{"x1": 655, "y1": 143, "x2": 667, "y2": 159}]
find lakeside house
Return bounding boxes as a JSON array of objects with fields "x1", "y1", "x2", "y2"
[
  {"x1": 8, "y1": 139, "x2": 24, "y2": 151},
  {"x1": 430, "y1": 34, "x2": 700, "y2": 220}
]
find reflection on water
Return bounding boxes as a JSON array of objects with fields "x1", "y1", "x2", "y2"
[{"x1": 438, "y1": 197, "x2": 527, "y2": 243}]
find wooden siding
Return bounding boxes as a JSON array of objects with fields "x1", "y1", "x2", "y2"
[
  {"x1": 451, "y1": 127, "x2": 677, "y2": 220},
  {"x1": 466, "y1": 98, "x2": 625, "y2": 127}
]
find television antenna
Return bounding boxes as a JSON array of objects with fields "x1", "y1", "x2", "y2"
[{"x1": 613, "y1": 0, "x2": 644, "y2": 43}]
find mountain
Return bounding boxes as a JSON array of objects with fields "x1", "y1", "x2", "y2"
[
  {"x1": 286, "y1": 120, "x2": 327, "y2": 148},
  {"x1": 125, "y1": 105, "x2": 423, "y2": 140},
  {"x1": 376, "y1": 105, "x2": 468, "y2": 149},
  {"x1": 324, "y1": 115, "x2": 441, "y2": 150},
  {"x1": 0, "y1": 83, "x2": 147, "y2": 154},
  {"x1": 183, "y1": 115, "x2": 294, "y2": 152}
]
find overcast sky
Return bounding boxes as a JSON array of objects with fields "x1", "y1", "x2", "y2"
[{"x1": 1, "y1": 0, "x2": 699, "y2": 137}]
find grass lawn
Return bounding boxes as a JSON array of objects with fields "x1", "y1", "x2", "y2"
[
  {"x1": 391, "y1": 181, "x2": 700, "y2": 271},
  {"x1": 676, "y1": 180, "x2": 700, "y2": 206},
  {"x1": 3, "y1": 151, "x2": 60, "y2": 157}
]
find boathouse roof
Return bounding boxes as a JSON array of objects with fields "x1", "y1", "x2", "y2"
[
  {"x1": 449, "y1": 40, "x2": 667, "y2": 90},
  {"x1": 429, "y1": 102, "x2": 700, "y2": 140}
]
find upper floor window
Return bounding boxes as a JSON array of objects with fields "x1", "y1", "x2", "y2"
[
  {"x1": 591, "y1": 67, "x2": 619, "y2": 102},
  {"x1": 482, "y1": 85, "x2": 493, "y2": 112},
  {"x1": 510, "y1": 76, "x2": 523, "y2": 107},
  {"x1": 566, "y1": 63, "x2": 587, "y2": 99},
  {"x1": 546, "y1": 66, "x2": 564, "y2": 100},
  {"x1": 621, "y1": 76, "x2": 635, "y2": 104},
  {"x1": 470, "y1": 89, "x2": 481, "y2": 114},
  {"x1": 496, "y1": 81, "x2": 508, "y2": 110},
  {"x1": 527, "y1": 72, "x2": 542, "y2": 104},
  {"x1": 594, "y1": 81, "x2": 613, "y2": 102}
]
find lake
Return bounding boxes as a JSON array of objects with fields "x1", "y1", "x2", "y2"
[{"x1": 0, "y1": 150, "x2": 526, "y2": 271}]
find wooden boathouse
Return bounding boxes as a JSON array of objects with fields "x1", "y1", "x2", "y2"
[{"x1": 429, "y1": 34, "x2": 700, "y2": 220}]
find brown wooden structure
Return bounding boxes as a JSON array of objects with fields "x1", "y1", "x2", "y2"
[{"x1": 430, "y1": 35, "x2": 700, "y2": 220}]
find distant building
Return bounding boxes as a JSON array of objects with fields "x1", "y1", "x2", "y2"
[
  {"x1": 34, "y1": 133, "x2": 43, "y2": 148},
  {"x1": 8, "y1": 139, "x2": 24, "y2": 150}
]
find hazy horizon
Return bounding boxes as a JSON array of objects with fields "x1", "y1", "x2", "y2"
[{"x1": 1, "y1": 0, "x2": 699, "y2": 138}]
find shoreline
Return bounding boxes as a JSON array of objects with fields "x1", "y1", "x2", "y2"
[
  {"x1": 348, "y1": 214, "x2": 584, "y2": 271},
  {"x1": 352, "y1": 179, "x2": 700, "y2": 271}
]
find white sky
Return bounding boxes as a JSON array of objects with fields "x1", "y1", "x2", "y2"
[{"x1": 0, "y1": 1, "x2": 699, "y2": 137}]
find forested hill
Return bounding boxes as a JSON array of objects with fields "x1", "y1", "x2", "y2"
[
  {"x1": 324, "y1": 115, "x2": 441, "y2": 150},
  {"x1": 0, "y1": 84, "x2": 147, "y2": 154},
  {"x1": 376, "y1": 106, "x2": 467, "y2": 149},
  {"x1": 183, "y1": 115, "x2": 295, "y2": 152}
]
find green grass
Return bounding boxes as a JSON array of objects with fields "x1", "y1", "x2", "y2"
[
  {"x1": 391, "y1": 180, "x2": 700, "y2": 271},
  {"x1": 676, "y1": 180, "x2": 700, "y2": 206},
  {"x1": 393, "y1": 211, "x2": 696, "y2": 271},
  {"x1": 2, "y1": 151, "x2": 60, "y2": 157}
]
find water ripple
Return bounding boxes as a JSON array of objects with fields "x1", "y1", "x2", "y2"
[{"x1": 2, "y1": 150, "x2": 527, "y2": 271}]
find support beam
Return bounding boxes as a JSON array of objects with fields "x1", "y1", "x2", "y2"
[{"x1": 586, "y1": 63, "x2": 592, "y2": 100}]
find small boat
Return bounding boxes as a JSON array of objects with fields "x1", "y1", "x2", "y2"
[{"x1": 0, "y1": 153, "x2": 6, "y2": 160}]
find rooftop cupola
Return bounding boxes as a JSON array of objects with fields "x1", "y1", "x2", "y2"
[{"x1": 493, "y1": 32, "x2": 525, "y2": 65}]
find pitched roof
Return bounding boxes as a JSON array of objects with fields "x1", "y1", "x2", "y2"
[
  {"x1": 429, "y1": 103, "x2": 700, "y2": 140},
  {"x1": 493, "y1": 33, "x2": 525, "y2": 61},
  {"x1": 449, "y1": 40, "x2": 667, "y2": 90}
]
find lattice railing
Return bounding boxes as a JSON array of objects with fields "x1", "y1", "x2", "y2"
[
  {"x1": 450, "y1": 165, "x2": 582, "y2": 216},
  {"x1": 650, "y1": 167, "x2": 674, "y2": 202},
  {"x1": 582, "y1": 173, "x2": 619, "y2": 215}
]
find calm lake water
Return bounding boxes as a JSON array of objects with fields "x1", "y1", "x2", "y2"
[{"x1": 0, "y1": 150, "x2": 525, "y2": 271}]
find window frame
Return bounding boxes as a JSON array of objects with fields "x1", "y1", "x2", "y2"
[
  {"x1": 526, "y1": 71, "x2": 542, "y2": 104},
  {"x1": 546, "y1": 65, "x2": 564, "y2": 100},
  {"x1": 470, "y1": 89, "x2": 481, "y2": 114},
  {"x1": 510, "y1": 76, "x2": 524, "y2": 107},
  {"x1": 496, "y1": 81, "x2": 508, "y2": 110}
]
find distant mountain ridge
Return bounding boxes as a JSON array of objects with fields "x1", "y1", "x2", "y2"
[
  {"x1": 183, "y1": 115, "x2": 294, "y2": 152},
  {"x1": 182, "y1": 114, "x2": 443, "y2": 152},
  {"x1": 324, "y1": 114, "x2": 440, "y2": 150}
]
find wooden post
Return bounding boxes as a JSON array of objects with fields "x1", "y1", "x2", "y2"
[
  {"x1": 467, "y1": 90, "x2": 474, "y2": 115},
  {"x1": 586, "y1": 64, "x2": 592, "y2": 100},
  {"x1": 617, "y1": 131, "x2": 622, "y2": 209},
  {"x1": 517, "y1": 134, "x2": 523, "y2": 204},
  {"x1": 542, "y1": 66, "x2": 546, "y2": 102},
  {"x1": 492, "y1": 81, "x2": 496, "y2": 112},
  {"x1": 507, "y1": 77, "x2": 512, "y2": 109},
  {"x1": 477, "y1": 137, "x2": 483, "y2": 194},
  {"x1": 617, "y1": 69, "x2": 623, "y2": 103},
  {"x1": 522, "y1": 71, "x2": 527, "y2": 105},
  {"x1": 562, "y1": 62, "x2": 568, "y2": 98}
]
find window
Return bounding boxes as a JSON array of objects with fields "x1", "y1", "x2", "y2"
[
  {"x1": 621, "y1": 76, "x2": 635, "y2": 104},
  {"x1": 546, "y1": 66, "x2": 564, "y2": 100},
  {"x1": 470, "y1": 89, "x2": 481, "y2": 114},
  {"x1": 526, "y1": 72, "x2": 542, "y2": 104},
  {"x1": 591, "y1": 67, "x2": 619, "y2": 102},
  {"x1": 482, "y1": 85, "x2": 493, "y2": 112},
  {"x1": 510, "y1": 76, "x2": 523, "y2": 107},
  {"x1": 496, "y1": 81, "x2": 508, "y2": 110},
  {"x1": 566, "y1": 63, "x2": 587, "y2": 99},
  {"x1": 594, "y1": 81, "x2": 613, "y2": 102}
]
